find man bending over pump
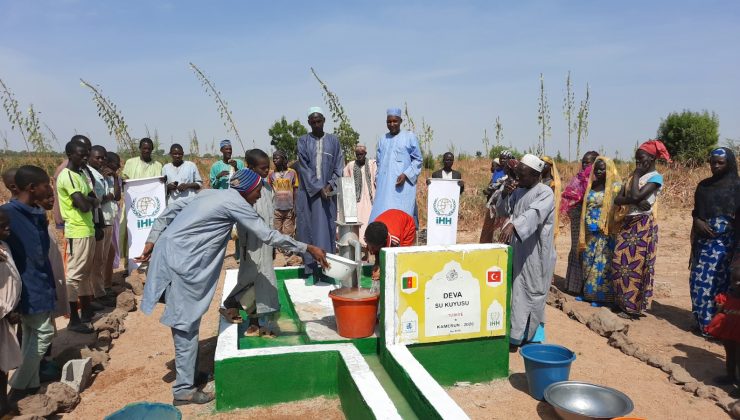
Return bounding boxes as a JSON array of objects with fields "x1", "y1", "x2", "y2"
[{"x1": 364, "y1": 209, "x2": 416, "y2": 280}]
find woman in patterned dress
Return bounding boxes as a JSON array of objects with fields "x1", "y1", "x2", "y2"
[
  {"x1": 690, "y1": 147, "x2": 739, "y2": 333},
  {"x1": 611, "y1": 140, "x2": 671, "y2": 319},
  {"x1": 578, "y1": 157, "x2": 622, "y2": 306},
  {"x1": 561, "y1": 151, "x2": 599, "y2": 295}
]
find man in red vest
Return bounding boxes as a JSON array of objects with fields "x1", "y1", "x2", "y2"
[{"x1": 364, "y1": 209, "x2": 416, "y2": 280}]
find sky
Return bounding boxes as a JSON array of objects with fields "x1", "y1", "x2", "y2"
[{"x1": 0, "y1": 0, "x2": 738, "y2": 160}]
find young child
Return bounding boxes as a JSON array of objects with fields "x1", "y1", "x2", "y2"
[
  {"x1": 0, "y1": 208, "x2": 22, "y2": 417},
  {"x1": 221, "y1": 149, "x2": 281, "y2": 337},
  {"x1": 2, "y1": 166, "x2": 59, "y2": 401},
  {"x1": 268, "y1": 150, "x2": 298, "y2": 239},
  {"x1": 706, "y1": 261, "x2": 740, "y2": 385}
]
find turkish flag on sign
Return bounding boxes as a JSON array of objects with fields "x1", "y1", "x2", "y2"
[{"x1": 487, "y1": 270, "x2": 501, "y2": 284}]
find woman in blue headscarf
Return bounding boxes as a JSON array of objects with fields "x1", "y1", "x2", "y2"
[{"x1": 690, "y1": 147, "x2": 739, "y2": 333}]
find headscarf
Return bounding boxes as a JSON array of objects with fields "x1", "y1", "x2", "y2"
[
  {"x1": 692, "y1": 147, "x2": 739, "y2": 221},
  {"x1": 230, "y1": 168, "x2": 262, "y2": 194},
  {"x1": 541, "y1": 156, "x2": 562, "y2": 236},
  {"x1": 499, "y1": 150, "x2": 514, "y2": 160},
  {"x1": 219, "y1": 139, "x2": 232, "y2": 150},
  {"x1": 578, "y1": 156, "x2": 622, "y2": 251},
  {"x1": 561, "y1": 163, "x2": 593, "y2": 216},
  {"x1": 638, "y1": 139, "x2": 672, "y2": 162}
]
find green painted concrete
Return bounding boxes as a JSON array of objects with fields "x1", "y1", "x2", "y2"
[
  {"x1": 363, "y1": 354, "x2": 419, "y2": 420},
  {"x1": 337, "y1": 357, "x2": 376, "y2": 420},
  {"x1": 215, "y1": 351, "x2": 338, "y2": 411},
  {"x1": 305, "y1": 336, "x2": 378, "y2": 355},
  {"x1": 237, "y1": 315, "x2": 305, "y2": 349},
  {"x1": 379, "y1": 347, "x2": 442, "y2": 420},
  {"x1": 216, "y1": 349, "x2": 380, "y2": 419},
  {"x1": 224, "y1": 253, "x2": 512, "y2": 415},
  {"x1": 256, "y1": 269, "x2": 379, "y2": 354},
  {"x1": 409, "y1": 337, "x2": 509, "y2": 385}
]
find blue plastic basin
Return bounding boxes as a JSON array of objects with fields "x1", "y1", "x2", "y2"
[
  {"x1": 520, "y1": 343, "x2": 576, "y2": 400},
  {"x1": 105, "y1": 402, "x2": 182, "y2": 420}
]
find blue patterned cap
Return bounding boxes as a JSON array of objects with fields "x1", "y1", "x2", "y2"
[
  {"x1": 230, "y1": 168, "x2": 262, "y2": 194},
  {"x1": 386, "y1": 107, "x2": 402, "y2": 117},
  {"x1": 220, "y1": 139, "x2": 232, "y2": 149}
]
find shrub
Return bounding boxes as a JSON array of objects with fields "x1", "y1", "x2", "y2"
[{"x1": 657, "y1": 110, "x2": 719, "y2": 163}]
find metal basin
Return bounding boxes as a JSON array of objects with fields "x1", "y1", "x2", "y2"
[{"x1": 544, "y1": 381, "x2": 634, "y2": 420}]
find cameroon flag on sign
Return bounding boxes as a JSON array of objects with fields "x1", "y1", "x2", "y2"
[{"x1": 402, "y1": 275, "x2": 417, "y2": 290}]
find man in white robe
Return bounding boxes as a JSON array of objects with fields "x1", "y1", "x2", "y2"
[
  {"x1": 497, "y1": 154, "x2": 556, "y2": 350},
  {"x1": 343, "y1": 144, "x2": 377, "y2": 247}
]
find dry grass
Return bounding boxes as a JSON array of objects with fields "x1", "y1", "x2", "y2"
[
  {"x1": 0, "y1": 155, "x2": 712, "y2": 231},
  {"x1": 417, "y1": 158, "x2": 711, "y2": 232}
]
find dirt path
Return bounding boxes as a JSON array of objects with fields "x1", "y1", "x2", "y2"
[
  {"x1": 448, "y1": 306, "x2": 726, "y2": 419},
  {"x1": 65, "y1": 213, "x2": 732, "y2": 419},
  {"x1": 67, "y1": 248, "x2": 344, "y2": 419}
]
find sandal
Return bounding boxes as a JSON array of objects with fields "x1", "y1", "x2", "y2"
[
  {"x1": 244, "y1": 325, "x2": 260, "y2": 337},
  {"x1": 219, "y1": 307, "x2": 243, "y2": 324}
]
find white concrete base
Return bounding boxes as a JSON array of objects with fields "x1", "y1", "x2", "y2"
[
  {"x1": 284, "y1": 278, "x2": 379, "y2": 342},
  {"x1": 216, "y1": 269, "x2": 401, "y2": 419}
]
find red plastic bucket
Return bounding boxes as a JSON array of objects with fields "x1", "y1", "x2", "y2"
[{"x1": 329, "y1": 288, "x2": 379, "y2": 338}]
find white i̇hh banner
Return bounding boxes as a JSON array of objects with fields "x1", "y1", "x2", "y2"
[
  {"x1": 124, "y1": 176, "x2": 166, "y2": 271},
  {"x1": 426, "y1": 179, "x2": 461, "y2": 245}
]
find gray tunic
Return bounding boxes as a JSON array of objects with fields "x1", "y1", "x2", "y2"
[
  {"x1": 140, "y1": 188, "x2": 306, "y2": 332},
  {"x1": 496, "y1": 183, "x2": 556, "y2": 344},
  {"x1": 231, "y1": 182, "x2": 278, "y2": 315}
]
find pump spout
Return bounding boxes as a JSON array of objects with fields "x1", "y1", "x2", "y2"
[{"x1": 347, "y1": 238, "x2": 363, "y2": 289}]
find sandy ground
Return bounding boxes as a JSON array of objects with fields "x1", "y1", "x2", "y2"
[{"x1": 52, "y1": 212, "x2": 731, "y2": 419}]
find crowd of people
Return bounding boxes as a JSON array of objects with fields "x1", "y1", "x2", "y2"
[
  {"x1": 0, "y1": 104, "x2": 737, "y2": 412},
  {"x1": 0, "y1": 106, "x2": 430, "y2": 409},
  {"x1": 481, "y1": 141, "x2": 740, "y2": 365}
]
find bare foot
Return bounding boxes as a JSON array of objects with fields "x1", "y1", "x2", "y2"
[
  {"x1": 260, "y1": 327, "x2": 278, "y2": 339},
  {"x1": 244, "y1": 325, "x2": 260, "y2": 337},
  {"x1": 219, "y1": 307, "x2": 243, "y2": 324}
]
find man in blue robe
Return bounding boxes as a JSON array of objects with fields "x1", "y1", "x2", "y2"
[
  {"x1": 295, "y1": 107, "x2": 344, "y2": 281},
  {"x1": 369, "y1": 107, "x2": 423, "y2": 226},
  {"x1": 136, "y1": 168, "x2": 327, "y2": 406}
]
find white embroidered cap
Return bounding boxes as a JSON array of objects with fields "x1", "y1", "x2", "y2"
[{"x1": 520, "y1": 154, "x2": 545, "y2": 173}]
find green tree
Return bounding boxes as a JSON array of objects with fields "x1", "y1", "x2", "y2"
[
  {"x1": 269, "y1": 116, "x2": 308, "y2": 161},
  {"x1": 489, "y1": 144, "x2": 522, "y2": 160},
  {"x1": 657, "y1": 110, "x2": 719, "y2": 162}
]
